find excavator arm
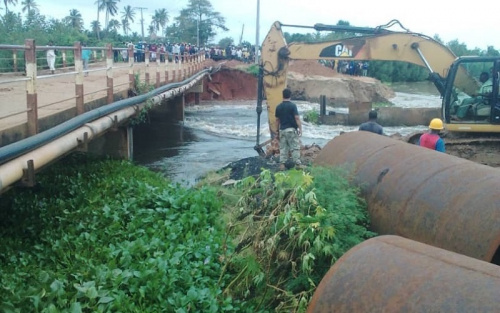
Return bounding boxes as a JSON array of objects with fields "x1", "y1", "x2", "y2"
[{"x1": 259, "y1": 21, "x2": 471, "y2": 138}]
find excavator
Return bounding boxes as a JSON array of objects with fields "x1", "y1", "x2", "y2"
[{"x1": 254, "y1": 20, "x2": 500, "y2": 155}]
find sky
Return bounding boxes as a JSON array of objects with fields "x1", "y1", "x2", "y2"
[{"x1": 11, "y1": 0, "x2": 500, "y2": 49}]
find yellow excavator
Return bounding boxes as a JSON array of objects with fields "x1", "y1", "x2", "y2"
[{"x1": 254, "y1": 20, "x2": 500, "y2": 155}]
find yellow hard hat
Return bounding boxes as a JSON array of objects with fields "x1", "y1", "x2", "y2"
[{"x1": 429, "y1": 118, "x2": 444, "y2": 130}]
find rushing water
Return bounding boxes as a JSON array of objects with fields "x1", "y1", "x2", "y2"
[{"x1": 133, "y1": 81, "x2": 442, "y2": 186}]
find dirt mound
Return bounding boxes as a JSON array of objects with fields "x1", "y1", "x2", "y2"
[
  {"x1": 200, "y1": 68, "x2": 257, "y2": 101},
  {"x1": 201, "y1": 59, "x2": 393, "y2": 104},
  {"x1": 289, "y1": 60, "x2": 339, "y2": 77}
]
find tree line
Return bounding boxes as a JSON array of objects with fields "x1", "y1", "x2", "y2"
[
  {"x1": 1, "y1": 1, "x2": 499, "y2": 83},
  {"x1": 0, "y1": 0, "x2": 233, "y2": 48}
]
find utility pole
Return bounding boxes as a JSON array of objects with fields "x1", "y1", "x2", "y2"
[
  {"x1": 135, "y1": 7, "x2": 147, "y2": 42},
  {"x1": 255, "y1": 0, "x2": 260, "y2": 64},
  {"x1": 239, "y1": 24, "x2": 245, "y2": 46}
]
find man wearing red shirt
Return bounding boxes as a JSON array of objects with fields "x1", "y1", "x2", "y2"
[{"x1": 418, "y1": 118, "x2": 446, "y2": 152}]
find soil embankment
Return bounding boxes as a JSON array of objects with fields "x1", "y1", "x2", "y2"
[{"x1": 200, "y1": 59, "x2": 394, "y2": 104}]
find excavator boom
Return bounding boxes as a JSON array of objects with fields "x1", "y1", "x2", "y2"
[
  {"x1": 260, "y1": 21, "x2": 459, "y2": 138},
  {"x1": 259, "y1": 20, "x2": 499, "y2": 141}
]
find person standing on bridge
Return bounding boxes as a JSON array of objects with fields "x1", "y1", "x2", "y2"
[
  {"x1": 418, "y1": 118, "x2": 446, "y2": 152},
  {"x1": 82, "y1": 43, "x2": 92, "y2": 77},
  {"x1": 46, "y1": 41, "x2": 56, "y2": 74},
  {"x1": 275, "y1": 88, "x2": 303, "y2": 170}
]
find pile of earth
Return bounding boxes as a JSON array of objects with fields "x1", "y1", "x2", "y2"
[{"x1": 200, "y1": 59, "x2": 394, "y2": 104}]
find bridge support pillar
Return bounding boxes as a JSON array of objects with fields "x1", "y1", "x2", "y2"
[
  {"x1": 88, "y1": 125, "x2": 134, "y2": 160},
  {"x1": 174, "y1": 95, "x2": 185, "y2": 121},
  {"x1": 190, "y1": 81, "x2": 203, "y2": 105}
]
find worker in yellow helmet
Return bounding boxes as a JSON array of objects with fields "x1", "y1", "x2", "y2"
[{"x1": 418, "y1": 118, "x2": 446, "y2": 152}]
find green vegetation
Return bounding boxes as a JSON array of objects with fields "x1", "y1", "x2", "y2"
[
  {"x1": 0, "y1": 0, "x2": 227, "y2": 48},
  {"x1": 129, "y1": 73, "x2": 156, "y2": 126},
  {"x1": 0, "y1": 154, "x2": 242, "y2": 312},
  {"x1": 244, "y1": 64, "x2": 259, "y2": 77},
  {"x1": 0, "y1": 154, "x2": 375, "y2": 312},
  {"x1": 0, "y1": 0, "x2": 230, "y2": 72},
  {"x1": 217, "y1": 167, "x2": 376, "y2": 311},
  {"x1": 2, "y1": 1, "x2": 499, "y2": 81},
  {"x1": 303, "y1": 109, "x2": 320, "y2": 124}
]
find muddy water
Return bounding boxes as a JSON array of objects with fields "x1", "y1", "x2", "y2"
[{"x1": 134, "y1": 82, "x2": 439, "y2": 186}]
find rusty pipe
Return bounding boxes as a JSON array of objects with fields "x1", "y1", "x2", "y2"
[
  {"x1": 313, "y1": 131, "x2": 500, "y2": 264},
  {"x1": 308, "y1": 235, "x2": 500, "y2": 313}
]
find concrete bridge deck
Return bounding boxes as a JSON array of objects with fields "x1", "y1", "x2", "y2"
[{"x1": 0, "y1": 49, "x2": 209, "y2": 193}]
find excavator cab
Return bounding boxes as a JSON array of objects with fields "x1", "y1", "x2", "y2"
[{"x1": 444, "y1": 57, "x2": 500, "y2": 129}]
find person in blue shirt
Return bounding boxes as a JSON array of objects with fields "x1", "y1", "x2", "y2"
[
  {"x1": 418, "y1": 118, "x2": 446, "y2": 152},
  {"x1": 82, "y1": 43, "x2": 92, "y2": 77}
]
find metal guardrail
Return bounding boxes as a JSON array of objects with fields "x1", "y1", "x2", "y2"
[{"x1": 0, "y1": 40, "x2": 206, "y2": 146}]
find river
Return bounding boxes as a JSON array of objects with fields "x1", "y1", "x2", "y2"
[{"x1": 133, "y1": 82, "x2": 441, "y2": 186}]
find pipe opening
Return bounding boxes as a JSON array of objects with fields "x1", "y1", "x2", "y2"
[{"x1": 492, "y1": 246, "x2": 500, "y2": 266}]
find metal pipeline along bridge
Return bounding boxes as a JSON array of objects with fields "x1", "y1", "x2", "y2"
[
  {"x1": 0, "y1": 40, "x2": 212, "y2": 194},
  {"x1": 1, "y1": 41, "x2": 500, "y2": 312}
]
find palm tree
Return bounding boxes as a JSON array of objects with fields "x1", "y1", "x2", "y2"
[
  {"x1": 3, "y1": 0, "x2": 18, "y2": 15},
  {"x1": 121, "y1": 18, "x2": 130, "y2": 35},
  {"x1": 152, "y1": 8, "x2": 168, "y2": 36},
  {"x1": 21, "y1": 0, "x2": 37, "y2": 14},
  {"x1": 95, "y1": 0, "x2": 104, "y2": 39},
  {"x1": 121, "y1": 5, "x2": 135, "y2": 25},
  {"x1": 107, "y1": 19, "x2": 120, "y2": 33},
  {"x1": 148, "y1": 23, "x2": 155, "y2": 37},
  {"x1": 151, "y1": 13, "x2": 160, "y2": 33},
  {"x1": 102, "y1": 0, "x2": 120, "y2": 30},
  {"x1": 90, "y1": 20, "x2": 101, "y2": 39},
  {"x1": 65, "y1": 9, "x2": 83, "y2": 30}
]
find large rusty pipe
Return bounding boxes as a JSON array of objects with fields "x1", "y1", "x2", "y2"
[
  {"x1": 308, "y1": 235, "x2": 500, "y2": 312},
  {"x1": 313, "y1": 131, "x2": 500, "y2": 264}
]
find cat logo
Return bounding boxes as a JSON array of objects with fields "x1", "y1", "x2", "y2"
[
  {"x1": 319, "y1": 39, "x2": 365, "y2": 58},
  {"x1": 334, "y1": 44, "x2": 353, "y2": 57}
]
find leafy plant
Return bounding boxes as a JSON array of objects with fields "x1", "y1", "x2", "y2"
[
  {"x1": 217, "y1": 166, "x2": 376, "y2": 312},
  {"x1": 0, "y1": 153, "x2": 248, "y2": 312},
  {"x1": 129, "y1": 72, "x2": 155, "y2": 125},
  {"x1": 243, "y1": 64, "x2": 259, "y2": 77},
  {"x1": 303, "y1": 109, "x2": 320, "y2": 124}
]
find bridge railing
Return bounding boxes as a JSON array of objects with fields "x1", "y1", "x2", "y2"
[{"x1": 0, "y1": 41, "x2": 206, "y2": 144}]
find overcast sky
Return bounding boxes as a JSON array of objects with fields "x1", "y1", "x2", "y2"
[{"x1": 14, "y1": 0, "x2": 499, "y2": 49}]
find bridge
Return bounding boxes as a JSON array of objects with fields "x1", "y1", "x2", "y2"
[{"x1": 0, "y1": 41, "x2": 213, "y2": 194}]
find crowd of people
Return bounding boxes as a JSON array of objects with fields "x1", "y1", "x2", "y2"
[
  {"x1": 323, "y1": 60, "x2": 370, "y2": 76},
  {"x1": 115, "y1": 42, "x2": 257, "y2": 64}
]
